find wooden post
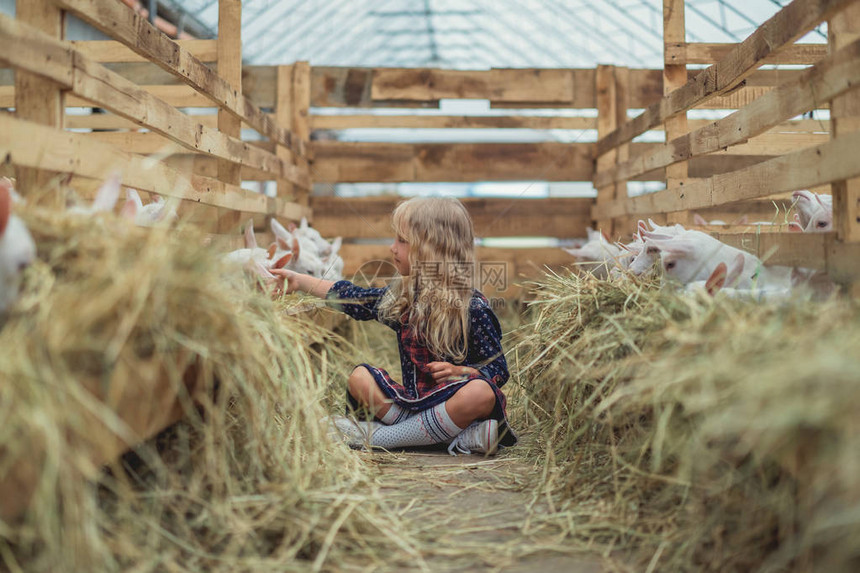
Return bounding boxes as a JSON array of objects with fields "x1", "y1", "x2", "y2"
[
  {"x1": 663, "y1": 0, "x2": 690, "y2": 226},
  {"x1": 829, "y1": 4, "x2": 860, "y2": 295},
  {"x1": 292, "y1": 61, "x2": 311, "y2": 209},
  {"x1": 216, "y1": 0, "x2": 243, "y2": 233},
  {"x1": 14, "y1": 0, "x2": 65, "y2": 206},
  {"x1": 594, "y1": 65, "x2": 628, "y2": 238},
  {"x1": 275, "y1": 64, "x2": 296, "y2": 203}
]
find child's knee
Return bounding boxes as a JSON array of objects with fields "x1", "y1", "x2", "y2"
[
  {"x1": 463, "y1": 380, "x2": 496, "y2": 415},
  {"x1": 347, "y1": 366, "x2": 372, "y2": 397}
]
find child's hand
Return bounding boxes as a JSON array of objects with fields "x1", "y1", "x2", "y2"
[
  {"x1": 427, "y1": 361, "x2": 479, "y2": 382},
  {"x1": 268, "y1": 268, "x2": 301, "y2": 297}
]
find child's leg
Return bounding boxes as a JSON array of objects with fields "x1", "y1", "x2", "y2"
[
  {"x1": 347, "y1": 366, "x2": 413, "y2": 424},
  {"x1": 436, "y1": 379, "x2": 496, "y2": 428},
  {"x1": 367, "y1": 380, "x2": 497, "y2": 449}
]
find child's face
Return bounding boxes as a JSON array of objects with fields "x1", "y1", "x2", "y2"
[{"x1": 390, "y1": 233, "x2": 410, "y2": 275}]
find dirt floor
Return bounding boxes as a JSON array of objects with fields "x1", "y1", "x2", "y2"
[{"x1": 360, "y1": 448, "x2": 605, "y2": 573}]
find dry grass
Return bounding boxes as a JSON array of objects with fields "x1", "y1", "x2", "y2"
[
  {"x1": 511, "y1": 270, "x2": 860, "y2": 572},
  {"x1": 0, "y1": 204, "x2": 419, "y2": 572},
  {"x1": 5, "y1": 199, "x2": 858, "y2": 572}
]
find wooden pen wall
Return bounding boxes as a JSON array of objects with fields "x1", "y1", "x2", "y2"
[
  {"x1": 0, "y1": 0, "x2": 311, "y2": 235},
  {"x1": 593, "y1": 0, "x2": 860, "y2": 291},
  {"x1": 4, "y1": 0, "x2": 858, "y2": 295}
]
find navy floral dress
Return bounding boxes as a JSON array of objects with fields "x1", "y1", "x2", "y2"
[{"x1": 326, "y1": 280, "x2": 517, "y2": 448}]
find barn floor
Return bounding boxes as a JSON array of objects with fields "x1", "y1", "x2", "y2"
[{"x1": 358, "y1": 445, "x2": 606, "y2": 572}]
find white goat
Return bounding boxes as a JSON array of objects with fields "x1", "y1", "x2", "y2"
[
  {"x1": 0, "y1": 179, "x2": 36, "y2": 314},
  {"x1": 563, "y1": 228, "x2": 623, "y2": 279},
  {"x1": 791, "y1": 190, "x2": 832, "y2": 232}
]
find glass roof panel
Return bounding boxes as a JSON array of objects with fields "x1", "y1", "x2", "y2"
[{"x1": 163, "y1": 0, "x2": 826, "y2": 68}]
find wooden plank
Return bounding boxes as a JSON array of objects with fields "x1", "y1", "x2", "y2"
[
  {"x1": 591, "y1": 127, "x2": 860, "y2": 220},
  {"x1": 713, "y1": 231, "x2": 860, "y2": 281},
  {"x1": 61, "y1": 112, "x2": 822, "y2": 135},
  {"x1": 84, "y1": 130, "x2": 184, "y2": 154},
  {"x1": 594, "y1": 37, "x2": 860, "y2": 189},
  {"x1": 309, "y1": 114, "x2": 598, "y2": 130},
  {"x1": 714, "y1": 232, "x2": 828, "y2": 268},
  {"x1": 596, "y1": 0, "x2": 855, "y2": 157},
  {"x1": 0, "y1": 353, "x2": 202, "y2": 522},
  {"x1": 830, "y1": 4, "x2": 860, "y2": 251},
  {"x1": 338, "y1": 244, "x2": 580, "y2": 299},
  {"x1": 310, "y1": 196, "x2": 593, "y2": 239},
  {"x1": 12, "y1": 1, "x2": 65, "y2": 203},
  {"x1": 663, "y1": 0, "x2": 690, "y2": 227},
  {"x1": 371, "y1": 68, "x2": 575, "y2": 104},
  {"x1": 311, "y1": 141, "x2": 593, "y2": 183},
  {"x1": 69, "y1": 39, "x2": 218, "y2": 63},
  {"x1": 666, "y1": 42, "x2": 827, "y2": 65},
  {"x1": 215, "y1": 0, "x2": 243, "y2": 233},
  {"x1": 190, "y1": 145, "x2": 767, "y2": 183},
  {"x1": 0, "y1": 16, "x2": 309, "y2": 189},
  {"x1": 217, "y1": 0, "x2": 243, "y2": 186},
  {"x1": 53, "y1": 0, "x2": 304, "y2": 157},
  {"x1": 66, "y1": 112, "x2": 219, "y2": 131},
  {"x1": 275, "y1": 64, "x2": 296, "y2": 201},
  {"x1": 0, "y1": 113, "x2": 310, "y2": 220},
  {"x1": 594, "y1": 65, "x2": 625, "y2": 235},
  {"x1": 291, "y1": 61, "x2": 311, "y2": 206}
]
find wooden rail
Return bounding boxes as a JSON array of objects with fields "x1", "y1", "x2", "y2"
[
  {"x1": 591, "y1": 0, "x2": 860, "y2": 287},
  {"x1": 595, "y1": 0, "x2": 854, "y2": 157}
]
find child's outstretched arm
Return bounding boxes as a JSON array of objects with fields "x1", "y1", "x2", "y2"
[{"x1": 269, "y1": 268, "x2": 334, "y2": 298}]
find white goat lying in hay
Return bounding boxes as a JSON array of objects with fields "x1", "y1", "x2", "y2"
[
  {"x1": 225, "y1": 218, "x2": 343, "y2": 282},
  {"x1": 563, "y1": 215, "x2": 835, "y2": 299}
]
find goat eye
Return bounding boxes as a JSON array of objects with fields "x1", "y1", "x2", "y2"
[
  {"x1": 817, "y1": 221, "x2": 828, "y2": 228},
  {"x1": 666, "y1": 261, "x2": 676, "y2": 270}
]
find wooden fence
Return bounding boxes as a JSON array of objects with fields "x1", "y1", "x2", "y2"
[
  {"x1": 593, "y1": 0, "x2": 860, "y2": 291},
  {"x1": 3, "y1": 0, "x2": 860, "y2": 520}
]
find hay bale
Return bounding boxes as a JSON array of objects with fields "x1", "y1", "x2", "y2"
[
  {"x1": 514, "y1": 272, "x2": 860, "y2": 572},
  {"x1": 0, "y1": 205, "x2": 416, "y2": 572}
]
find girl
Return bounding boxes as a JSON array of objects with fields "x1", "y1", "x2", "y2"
[{"x1": 270, "y1": 197, "x2": 516, "y2": 455}]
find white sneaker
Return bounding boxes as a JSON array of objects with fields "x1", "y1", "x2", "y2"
[
  {"x1": 324, "y1": 415, "x2": 380, "y2": 448},
  {"x1": 447, "y1": 419, "x2": 499, "y2": 456}
]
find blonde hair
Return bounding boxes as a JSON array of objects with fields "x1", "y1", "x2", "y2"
[{"x1": 379, "y1": 197, "x2": 475, "y2": 362}]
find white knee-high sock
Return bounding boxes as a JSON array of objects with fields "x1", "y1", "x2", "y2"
[
  {"x1": 370, "y1": 402, "x2": 463, "y2": 449},
  {"x1": 378, "y1": 403, "x2": 414, "y2": 425}
]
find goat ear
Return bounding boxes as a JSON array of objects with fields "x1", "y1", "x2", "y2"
[
  {"x1": 563, "y1": 247, "x2": 584, "y2": 257},
  {"x1": 648, "y1": 238, "x2": 695, "y2": 256},
  {"x1": 330, "y1": 236, "x2": 342, "y2": 255},
  {"x1": 705, "y1": 262, "x2": 727, "y2": 295},
  {"x1": 788, "y1": 221, "x2": 804, "y2": 233},
  {"x1": 120, "y1": 199, "x2": 138, "y2": 220},
  {"x1": 0, "y1": 181, "x2": 11, "y2": 237},
  {"x1": 271, "y1": 218, "x2": 291, "y2": 240},
  {"x1": 273, "y1": 252, "x2": 293, "y2": 269},
  {"x1": 267, "y1": 243, "x2": 277, "y2": 259},
  {"x1": 292, "y1": 236, "x2": 300, "y2": 261},
  {"x1": 287, "y1": 221, "x2": 297, "y2": 233},
  {"x1": 244, "y1": 219, "x2": 257, "y2": 249},
  {"x1": 693, "y1": 213, "x2": 708, "y2": 226},
  {"x1": 92, "y1": 172, "x2": 122, "y2": 212},
  {"x1": 125, "y1": 188, "x2": 144, "y2": 209},
  {"x1": 725, "y1": 253, "x2": 746, "y2": 287},
  {"x1": 641, "y1": 229, "x2": 674, "y2": 241}
]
